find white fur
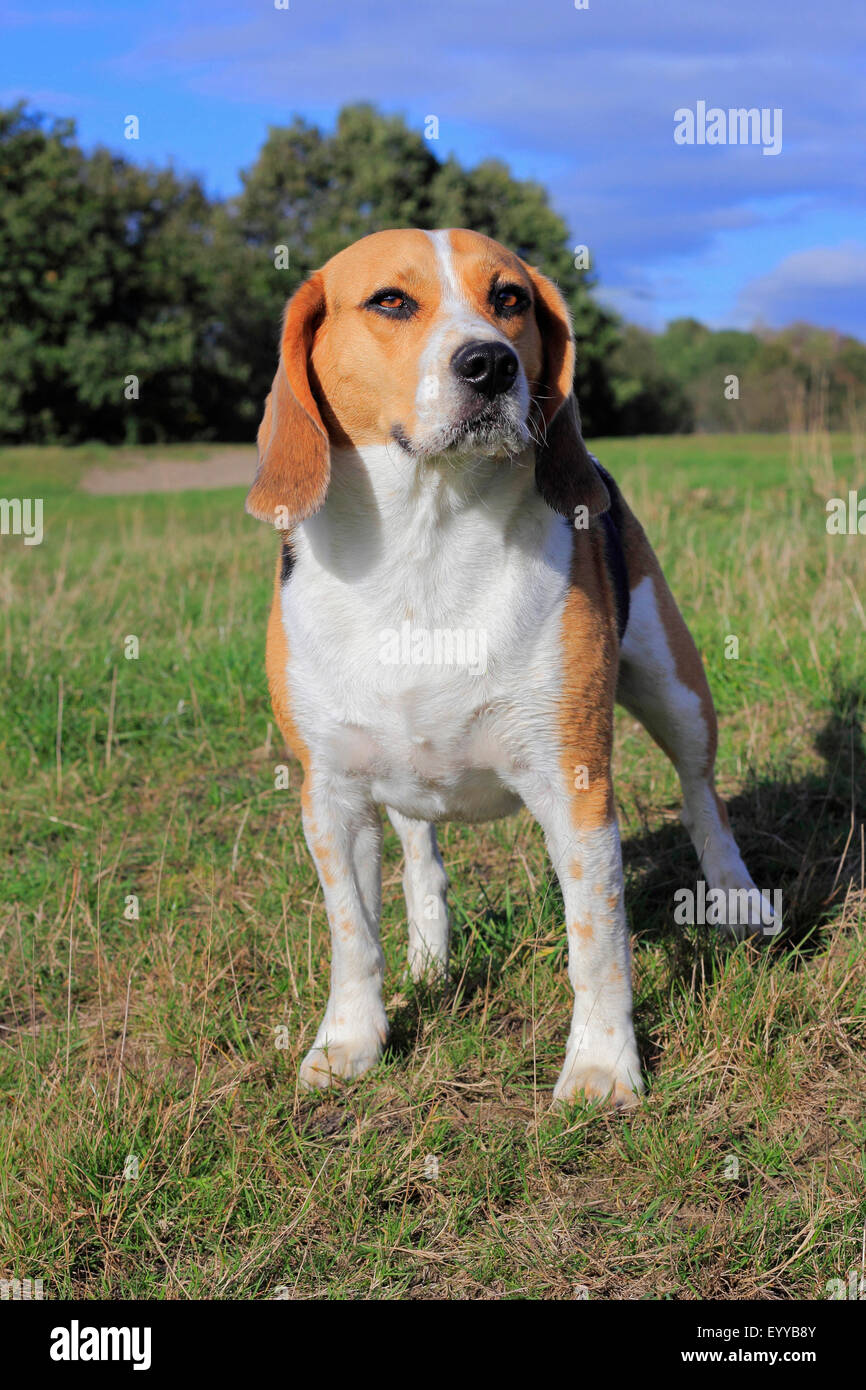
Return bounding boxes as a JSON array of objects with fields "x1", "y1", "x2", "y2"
[{"x1": 285, "y1": 444, "x2": 564, "y2": 825}]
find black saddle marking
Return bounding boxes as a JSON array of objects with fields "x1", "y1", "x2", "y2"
[{"x1": 593, "y1": 459, "x2": 630, "y2": 643}]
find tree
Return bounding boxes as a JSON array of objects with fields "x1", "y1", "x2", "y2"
[
  {"x1": 605, "y1": 324, "x2": 693, "y2": 435},
  {"x1": 0, "y1": 103, "x2": 222, "y2": 443},
  {"x1": 13, "y1": 100, "x2": 864, "y2": 444}
]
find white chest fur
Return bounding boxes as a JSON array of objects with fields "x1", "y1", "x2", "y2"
[{"x1": 279, "y1": 444, "x2": 573, "y2": 822}]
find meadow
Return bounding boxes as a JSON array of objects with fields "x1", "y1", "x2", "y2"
[{"x1": 0, "y1": 433, "x2": 863, "y2": 1300}]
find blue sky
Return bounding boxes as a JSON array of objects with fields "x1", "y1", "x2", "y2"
[{"x1": 3, "y1": 0, "x2": 865, "y2": 336}]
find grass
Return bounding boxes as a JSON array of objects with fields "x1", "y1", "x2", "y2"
[{"x1": 0, "y1": 432, "x2": 864, "y2": 1300}]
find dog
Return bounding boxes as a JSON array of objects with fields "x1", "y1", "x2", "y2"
[{"x1": 245, "y1": 228, "x2": 776, "y2": 1108}]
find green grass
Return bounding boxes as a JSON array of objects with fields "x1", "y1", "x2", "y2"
[{"x1": 0, "y1": 432, "x2": 864, "y2": 1299}]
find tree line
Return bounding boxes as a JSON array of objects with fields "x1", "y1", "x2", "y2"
[{"x1": 1, "y1": 101, "x2": 863, "y2": 445}]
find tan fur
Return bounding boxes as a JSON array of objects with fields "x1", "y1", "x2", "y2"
[
  {"x1": 311, "y1": 228, "x2": 442, "y2": 447},
  {"x1": 265, "y1": 550, "x2": 318, "y2": 841},
  {"x1": 557, "y1": 526, "x2": 619, "y2": 830},
  {"x1": 447, "y1": 228, "x2": 543, "y2": 383},
  {"x1": 266, "y1": 553, "x2": 306, "y2": 768},
  {"x1": 247, "y1": 275, "x2": 329, "y2": 526}
]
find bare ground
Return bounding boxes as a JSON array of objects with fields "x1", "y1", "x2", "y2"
[{"x1": 81, "y1": 448, "x2": 257, "y2": 495}]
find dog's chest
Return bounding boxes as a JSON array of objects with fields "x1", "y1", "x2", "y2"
[{"x1": 281, "y1": 489, "x2": 572, "y2": 820}]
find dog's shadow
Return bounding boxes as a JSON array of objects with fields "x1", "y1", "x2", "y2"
[
  {"x1": 385, "y1": 679, "x2": 864, "y2": 1062},
  {"x1": 622, "y1": 678, "x2": 864, "y2": 956}
]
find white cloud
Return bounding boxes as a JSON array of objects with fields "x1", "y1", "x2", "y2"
[{"x1": 735, "y1": 243, "x2": 866, "y2": 335}]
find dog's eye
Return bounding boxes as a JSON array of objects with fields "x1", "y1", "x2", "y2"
[
  {"x1": 366, "y1": 288, "x2": 417, "y2": 319},
  {"x1": 493, "y1": 284, "x2": 530, "y2": 316}
]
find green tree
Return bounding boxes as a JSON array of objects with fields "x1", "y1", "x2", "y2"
[{"x1": 0, "y1": 103, "x2": 222, "y2": 444}]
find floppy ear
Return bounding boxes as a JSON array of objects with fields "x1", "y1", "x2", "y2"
[
  {"x1": 245, "y1": 272, "x2": 329, "y2": 526},
  {"x1": 523, "y1": 263, "x2": 609, "y2": 523}
]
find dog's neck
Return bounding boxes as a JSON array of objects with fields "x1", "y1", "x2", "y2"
[
  {"x1": 293, "y1": 442, "x2": 555, "y2": 586},
  {"x1": 337, "y1": 439, "x2": 536, "y2": 510}
]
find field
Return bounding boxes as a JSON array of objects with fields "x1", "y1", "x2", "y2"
[{"x1": 0, "y1": 434, "x2": 864, "y2": 1300}]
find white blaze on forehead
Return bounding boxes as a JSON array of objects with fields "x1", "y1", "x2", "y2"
[
  {"x1": 415, "y1": 229, "x2": 510, "y2": 419},
  {"x1": 426, "y1": 229, "x2": 471, "y2": 308}
]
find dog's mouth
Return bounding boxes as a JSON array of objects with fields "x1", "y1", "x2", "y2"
[{"x1": 392, "y1": 402, "x2": 530, "y2": 461}]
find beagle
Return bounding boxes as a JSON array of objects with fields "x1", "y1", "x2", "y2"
[{"x1": 246, "y1": 228, "x2": 775, "y2": 1109}]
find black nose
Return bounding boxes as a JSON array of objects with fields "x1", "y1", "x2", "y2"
[{"x1": 450, "y1": 340, "x2": 519, "y2": 399}]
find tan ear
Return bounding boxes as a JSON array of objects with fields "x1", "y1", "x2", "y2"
[
  {"x1": 523, "y1": 263, "x2": 610, "y2": 523},
  {"x1": 245, "y1": 272, "x2": 329, "y2": 526}
]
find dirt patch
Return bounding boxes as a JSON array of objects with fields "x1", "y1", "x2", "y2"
[{"x1": 81, "y1": 449, "x2": 257, "y2": 495}]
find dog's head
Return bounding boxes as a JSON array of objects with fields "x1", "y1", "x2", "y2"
[{"x1": 246, "y1": 227, "x2": 608, "y2": 527}]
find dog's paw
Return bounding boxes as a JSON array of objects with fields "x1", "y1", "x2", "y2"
[
  {"x1": 299, "y1": 1031, "x2": 386, "y2": 1090},
  {"x1": 553, "y1": 1058, "x2": 643, "y2": 1113},
  {"x1": 712, "y1": 879, "x2": 782, "y2": 942},
  {"x1": 407, "y1": 949, "x2": 449, "y2": 986}
]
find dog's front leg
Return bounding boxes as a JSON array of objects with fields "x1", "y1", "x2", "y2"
[
  {"x1": 298, "y1": 776, "x2": 388, "y2": 1089},
  {"x1": 518, "y1": 775, "x2": 644, "y2": 1109}
]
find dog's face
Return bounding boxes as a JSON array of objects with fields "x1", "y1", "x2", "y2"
[
  {"x1": 246, "y1": 227, "x2": 609, "y2": 527},
  {"x1": 310, "y1": 228, "x2": 541, "y2": 461}
]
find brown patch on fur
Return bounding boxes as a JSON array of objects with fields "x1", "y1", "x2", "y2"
[
  {"x1": 570, "y1": 1067, "x2": 638, "y2": 1111},
  {"x1": 448, "y1": 228, "x2": 543, "y2": 383},
  {"x1": 246, "y1": 274, "x2": 330, "y2": 526},
  {"x1": 310, "y1": 228, "x2": 441, "y2": 448},
  {"x1": 569, "y1": 858, "x2": 583, "y2": 880},
  {"x1": 335, "y1": 913, "x2": 355, "y2": 938},
  {"x1": 558, "y1": 526, "x2": 618, "y2": 830},
  {"x1": 310, "y1": 838, "x2": 337, "y2": 887},
  {"x1": 570, "y1": 921, "x2": 594, "y2": 943},
  {"x1": 265, "y1": 549, "x2": 318, "y2": 838}
]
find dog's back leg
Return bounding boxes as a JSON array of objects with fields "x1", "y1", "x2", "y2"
[
  {"x1": 387, "y1": 808, "x2": 450, "y2": 981},
  {"x1": 615, "y1": 511, "x2": 779, "y2": 938}
]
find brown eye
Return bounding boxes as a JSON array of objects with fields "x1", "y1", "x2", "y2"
[
  {"x1": 493, "y1": 283, "x2": 530, "y2": 316},
  {"x1": 366, "y1": 287, "x2": 418, "y2": 319}
]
